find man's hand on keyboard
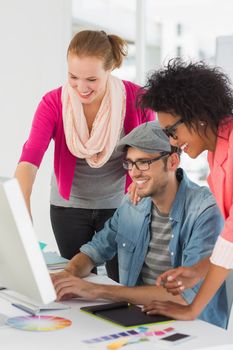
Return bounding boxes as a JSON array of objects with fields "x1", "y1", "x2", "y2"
[
  {"x1": 51, "y1": 274, "x2": 100, "y2": 301},
  {"x1": 50, "y1": 270, "x2": 72, "y2": 284}
]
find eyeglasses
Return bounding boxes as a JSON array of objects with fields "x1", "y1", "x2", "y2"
[
  {"x1": 163, "y1": 119, "x2": 184, "y2": 140},
  {"x1": 123, "y1": 153, "x2": 170, "y2": 171}
]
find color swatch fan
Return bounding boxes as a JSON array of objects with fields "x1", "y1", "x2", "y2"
[{"x1": 6, "y1": 315, "x2": 72, "y2": 332}]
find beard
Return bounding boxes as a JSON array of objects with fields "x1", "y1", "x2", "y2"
[{"x1": 137, "y1": 180, "x2": 168, "y2": 200}]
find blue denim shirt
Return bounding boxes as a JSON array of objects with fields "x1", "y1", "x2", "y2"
[{"x1": 81, "y1": 169, "x2": 227, "y2": 328}]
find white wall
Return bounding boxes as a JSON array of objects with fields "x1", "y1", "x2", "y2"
[
  {"x1": 0, "y1": 0, "x2": 72, "y2": 250},
  {"x1": 216, "y1": 36, "x2": 233, "y2": 83}
]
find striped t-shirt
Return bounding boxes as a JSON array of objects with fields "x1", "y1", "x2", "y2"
[{"x1": 141, "y1": 204, "x2": 172, "y2": 285}]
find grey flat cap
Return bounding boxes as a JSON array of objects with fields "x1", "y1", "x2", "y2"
[{"x1": 117, "y1": 121, "x2": 171, "y2": 154}]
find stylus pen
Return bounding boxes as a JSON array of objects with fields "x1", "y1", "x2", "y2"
[{"x1": 11, "y1": 303, "x2": 37, "y2": 315}]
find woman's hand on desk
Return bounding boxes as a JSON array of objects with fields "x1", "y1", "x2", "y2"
[
  {"x1": 52, "y1": 274, "x2": 98, "y2": 301},
  {"x1": 142, "y1": 301, "x2": 196, "y2": 321}
]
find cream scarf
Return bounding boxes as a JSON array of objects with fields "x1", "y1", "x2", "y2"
[{"x1": 62, "y1": 75, "x2": 126, "y2": 168}]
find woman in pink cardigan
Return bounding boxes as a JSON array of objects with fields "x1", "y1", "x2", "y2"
[
  {"x1": 15, "y1": 30, "x2": 154, "y2": 282},
  {"x1": 137, "y1": 59, "x2": 233, "y2": 322}
]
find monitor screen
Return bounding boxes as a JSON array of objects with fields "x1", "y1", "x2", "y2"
[{"x1": 0, "y1": 177, "x2": 56, "y2": 305}]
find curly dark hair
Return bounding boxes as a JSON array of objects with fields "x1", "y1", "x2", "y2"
[{"x1": 138, "y1": 58, "x2": 233, "y2": 135}]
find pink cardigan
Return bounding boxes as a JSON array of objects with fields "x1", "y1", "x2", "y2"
[
  {"x1": 19, "y1": 80, "x2": 155, "y2": 200},
  {"x1": 208, "y1": 118, "x2": 233, "y2": 267}
]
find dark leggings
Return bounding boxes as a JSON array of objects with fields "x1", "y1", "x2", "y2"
[{"x1": 50, "y1": 205, "x2": 119, "y2": 282}]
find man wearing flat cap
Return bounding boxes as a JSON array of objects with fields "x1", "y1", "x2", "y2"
[{"x1": 52, "y1": 122, "x2": 227, "y2": 328}]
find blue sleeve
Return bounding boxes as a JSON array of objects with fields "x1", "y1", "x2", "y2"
[
  {"x1": 80, "y1": 209, "x2": 120, "y2": 266},
  {"x1": 181, "y1": 204, "x2": 223, "y2": 304}
]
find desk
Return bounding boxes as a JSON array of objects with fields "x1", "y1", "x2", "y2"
[{"x1": 1, "y1": 275, "x2": 233, "y2": 350}]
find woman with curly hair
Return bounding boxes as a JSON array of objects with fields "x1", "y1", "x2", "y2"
[{"x1": 138, "y1": 58, "x2": 233, "y2": 322}]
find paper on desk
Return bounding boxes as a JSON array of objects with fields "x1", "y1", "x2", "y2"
[
  {"x1": 43, "y1": 251, "x2": 69, "y2": 270},
  {"x1": 84, "y1": 274, "x2": 120, "y2": 286}
]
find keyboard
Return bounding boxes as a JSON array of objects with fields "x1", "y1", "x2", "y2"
[{"x1": 0, "y1": 290, "x2": 70, "y2": 315}]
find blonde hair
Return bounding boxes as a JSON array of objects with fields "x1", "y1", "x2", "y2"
[{"x1": 68, "y1": 30, "x2": 128, "y2": 70}]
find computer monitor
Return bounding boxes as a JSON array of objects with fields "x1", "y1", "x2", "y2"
[{"x1": 0, "y1": 177, "x2": 56, "y2": 305}]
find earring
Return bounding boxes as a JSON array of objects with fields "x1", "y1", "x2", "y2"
[{"x1": 199, "y1": 121, "x2": 206, "y2": 126}]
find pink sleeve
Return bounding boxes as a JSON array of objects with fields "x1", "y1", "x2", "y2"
[
  {"x1": 210, "y1": 126, "x2": 233, "y2": 268},
  {"x1": 210, "y1": 236, "x2": 233, "y2": 268},
  {"x1": 221, "y1": 203, "x2": 233, "y2": 241},
  {"x1": 19, "y1": 89, "x2": 61, "y2": 168},
  {"x1": 218, "y1": 131, "x2": 233, "y2": 242},
  {"x1": 123, "y1": 80, "x2": 156, "y2": 133}
]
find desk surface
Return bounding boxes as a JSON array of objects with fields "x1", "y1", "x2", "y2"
[{"x1": 0, "y1": 275, "x2": 233, "y2": 350}]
